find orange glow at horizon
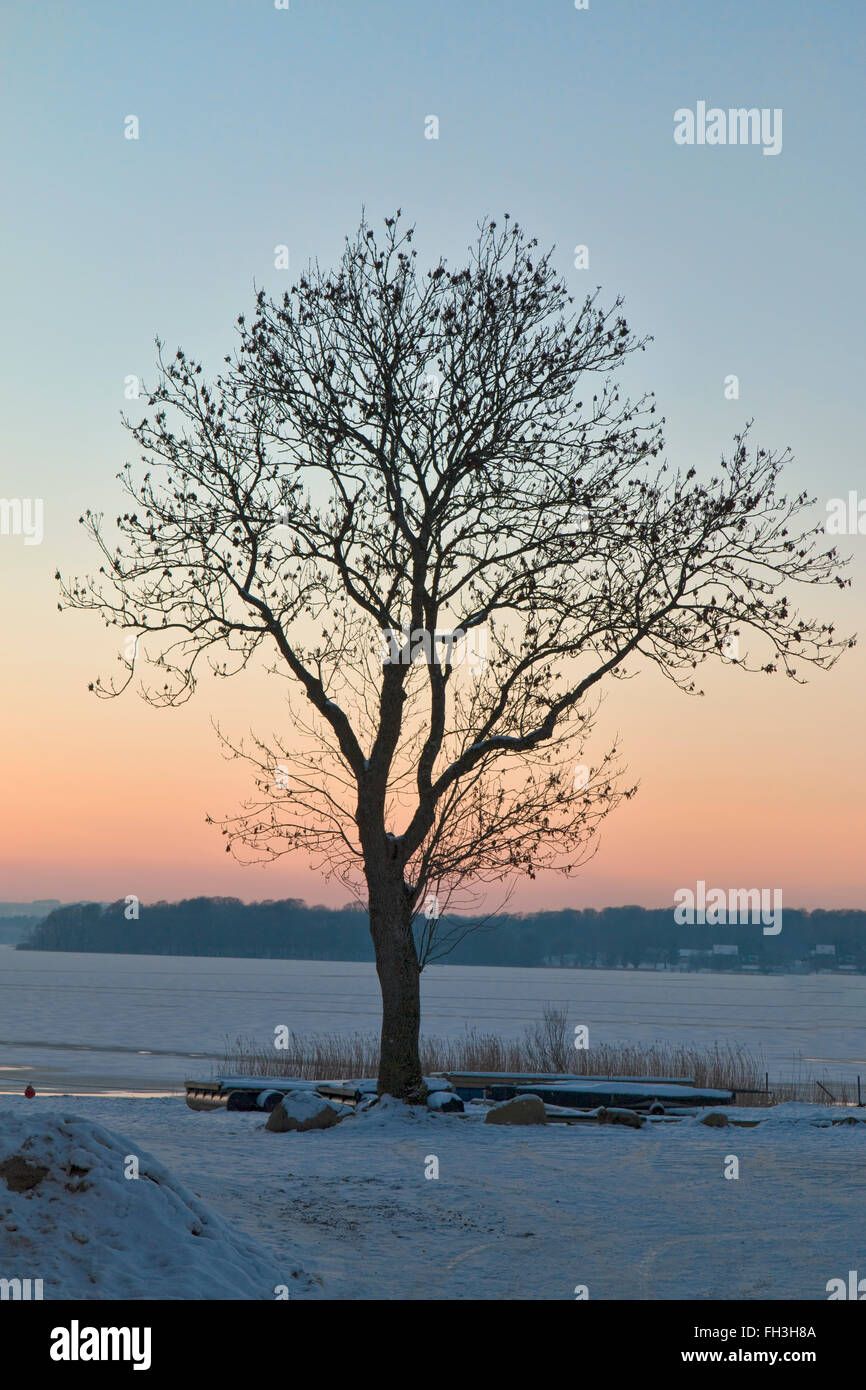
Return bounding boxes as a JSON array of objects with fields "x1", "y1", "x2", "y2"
[{"x1": 2, "y1": 574, "x2": 863, "y2": 913}]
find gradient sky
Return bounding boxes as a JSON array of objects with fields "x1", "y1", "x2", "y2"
[{"x1": 1, "y1": 0, "x2": 864, "y2": 911}]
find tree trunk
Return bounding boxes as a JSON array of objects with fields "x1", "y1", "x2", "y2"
[{"x1": 366, "y1": 863, "x2": 423, "y2": 1099}]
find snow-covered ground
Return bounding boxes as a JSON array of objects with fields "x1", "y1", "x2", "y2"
[
  {"x1": 1, "y1": 948, "x2": 864, "y2": 1092},
  {"x1": 1, "y1": 1093, "x2": 862, "y2": 1300}
]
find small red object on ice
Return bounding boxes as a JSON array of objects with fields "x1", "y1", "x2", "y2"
[{"x1": 24, "y1": 1085, "x2": 36, "y2": 1098}]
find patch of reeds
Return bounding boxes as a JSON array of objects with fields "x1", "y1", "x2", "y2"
[{"x1": 218, "y1": 1006, "x2": 865, "y2": 1104}]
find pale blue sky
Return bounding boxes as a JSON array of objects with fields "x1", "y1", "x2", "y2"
[{"x1": 2, "y1": 0, "x2": 864, "y2": 537}]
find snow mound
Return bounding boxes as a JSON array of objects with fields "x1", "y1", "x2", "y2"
[
  {"x1": 0, "y1": 1109, "x2": 293, "y2": 1300},
  {"x1": 350, "y1": 1094, "x2": 442, "y2": 1126}
]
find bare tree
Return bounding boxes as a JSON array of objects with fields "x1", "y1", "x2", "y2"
[{"x1": 59, "y1": 212, "x2": 851, "y2": 1098}]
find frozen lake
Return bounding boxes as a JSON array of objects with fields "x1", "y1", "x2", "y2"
[{"x1": 0, "y1": 947, "x2": 863, "y2": 1094}]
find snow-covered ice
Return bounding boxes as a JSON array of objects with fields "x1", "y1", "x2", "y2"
[{"x1": 1, "y1": 949, "x2": 864, "y2": 1093}]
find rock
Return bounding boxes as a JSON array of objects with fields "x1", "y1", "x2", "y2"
[
  {"x1": 484, "y1": 1095, "x2": 547, "y2": 1126},
  {"x1": 700, "y1": 1111, "x2": 730, "y2": 1127},
  {"x1": 266, "y1": 1091, "x2": 346, "y2": 1133},
  {"x1": 427, "y1": 1090, "x2": 464, "y2": 1113},
  {"x1": 596, "y1": 1107, "x2": 645, "y2": 1129},
  {"x1": 0, "y1": 1154, "x2": 50, "y2": 1192}
]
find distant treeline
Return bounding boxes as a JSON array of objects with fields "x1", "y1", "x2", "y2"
[
  {"x1": 16, "y1": 897, "x2": 866, "y2": 972},
  {"x1": 0, "y1": 916, "x2": 37, "y2": 945},
  {"x1": 0, "y1": 902, "x2": 61, "y2": 945}
]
